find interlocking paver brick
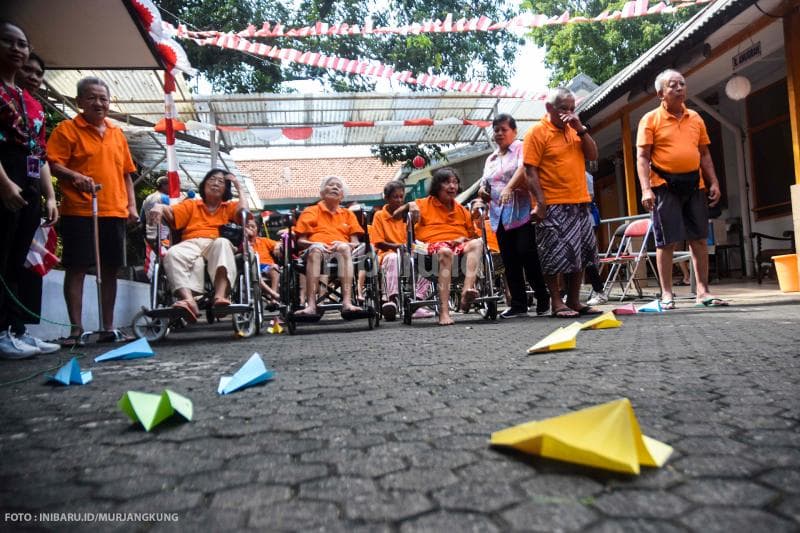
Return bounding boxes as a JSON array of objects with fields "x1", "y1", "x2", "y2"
[{"x1": 0, "y1": 293, "x2": 797, "y2": 531}]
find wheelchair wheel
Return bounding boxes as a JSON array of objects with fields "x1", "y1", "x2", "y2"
[
  {"x1": 232, "y1": 259, "x2": 263, "y2": 338},
  {"x1": 131, "y1": 310, "x2": 170, "y2": 342}
]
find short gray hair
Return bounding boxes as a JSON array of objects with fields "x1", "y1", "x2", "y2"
[
  {"x1": 546, "y1": 87, "x2": 574, "y2": 106},
  {"x1": 654, "y1": 69, "x2": 683, "y2": 94},
  {"x1": 76, "y1": 76, "x2": 111, "y2": 99},
  {"x1": 319, "y1": 175, "x2": 348, "y2": 196}
]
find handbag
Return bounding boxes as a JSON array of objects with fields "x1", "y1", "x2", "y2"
[{"x1": 651, "y1": 164, "x2": 700, "y2": 196}]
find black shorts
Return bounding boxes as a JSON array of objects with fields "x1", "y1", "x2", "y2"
[
  {"x1": 651, "y1": 186, "x2": 708, "y2": 247},
  {"x1": 60, "y1": 216, "x2": 126, "y2": 268}
]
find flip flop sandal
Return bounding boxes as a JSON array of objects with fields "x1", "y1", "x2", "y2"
[
  {"x1": 695, "y1": 297, "x2": 729, "y2": 308},
  {"x1": 172, "y1": 301, "x2": 198, "y2": 323},
  {"x1": 56, "y1": 335, "x2": 85, "y2": 348},
  {"x1": 577, "y1": 306, "x2": 603, "y2": 316},
  {"x1": 213, "y1": 298, "x2": 232, "y2": 308},
  {"x1": 551, "y1": 308, "x2": 579, "y2": 318},
  {"x1": 661, "y1": 300, "x2": 676, "y2": 310}
]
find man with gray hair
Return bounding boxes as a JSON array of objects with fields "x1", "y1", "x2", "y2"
[
  {"x1": 636, "y1": 69, "x2": 726, "y2": 309},
  {"x1": 523, "y1": 87, "x2": 601, "y2": 318},
  {"x1": 48, "y1": 76, "x2": 139, "y2": 344}
]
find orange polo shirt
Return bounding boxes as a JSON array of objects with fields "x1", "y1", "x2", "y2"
[
  {"x1": 414, "y1": 196, "x2": 477, "y2": 243},
  {"x1": 637, "y1": 103, "x2": 709, "y2": 189},
  {"x1": 47, "y1": 115, "x2": 136, "y2": 217},
  {"x1": 252, "y1": 237, "x2": 278, "y2": 266},
  {"x1": 171, "y1": 199, "x2": 239, "y2": 240},
  {"x1": 371, "y1": 205, "x2": 407, "y2": 259},
  {"x1": 295, "y1": 201, "x2": 364, "y2": 244},
  {"x1": 522, "y1": 114, "x2": 590, "y2": 205}
]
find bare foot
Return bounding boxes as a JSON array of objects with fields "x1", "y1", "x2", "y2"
[
  {"x1": 460, "y1": 288, "x2": 478, "y2": 312},
  {"x1": 293, "y1": 306, "x2": 320, "y2": 317},
  {"x1": 438, "y1": 315, "x2": 455, "y2": 326},
  {"x1": 341, "y1": 303, "x2": 363, "y2": 314}
]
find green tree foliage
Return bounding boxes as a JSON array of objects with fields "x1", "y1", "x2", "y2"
[{"x1": 522, "y1": 0, "x2": 700, "y2": 85}]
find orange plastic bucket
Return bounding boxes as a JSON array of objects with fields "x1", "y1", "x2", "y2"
[{"x1": 772, "y1": 254, "x2": 799, "y2": 292}]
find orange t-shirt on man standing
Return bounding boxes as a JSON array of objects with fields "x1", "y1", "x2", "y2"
[
  {"x1": 47, "y1": 115, "x2": 136, "y2": 217},
  {"x1": 522, "y1": 114, "x2": 590, "y2": 205},
  {"x1": 636, "y1": 103, "x2": 710, "y2": 190}
]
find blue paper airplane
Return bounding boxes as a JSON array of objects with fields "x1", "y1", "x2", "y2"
[
  {"x1": 637, "y1": 299, "x2": 663, "y2": 313},
  {"x1": 94, "y1": 338, "x2": 155, "y2": 363},
  {"x1": 46, "y1": 357, "x2": 92, "y2": 385},
  {"x1": 218, "y1": 353, "x2": 274, "y2": 395}
]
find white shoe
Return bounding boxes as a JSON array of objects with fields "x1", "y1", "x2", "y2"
[
  {"x1": 587, "y1": 293, "x2": 609, "y2": 306},
  {"x1": 0, "y1": 329, "x2": 40, "y2": 359},
  {"x1": 18, "y1": 332, "x2": 60, "y2": 354}
]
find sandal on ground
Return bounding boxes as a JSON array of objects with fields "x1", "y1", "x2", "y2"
[
  {"x1": 576, "y1": 306, "x2": 603, "y2": 316},
  {"x1": 694, "y1": 297, "x2": 730, "y2": 308},
  {"x1": 673, "y1": 280, "x2": 690, "y2": 286},
  {"x1": 661, "y1": 300, "x2": 676, "y2": 310},
  {"x1": 172, "y1": 301, "x2": 198, "y2": 323},
  {"x1": 97, "y1": 331, "x2": 135, "y2": 343},
  {"x1": 551, "y1": 308, "x2": 579, "y2": 319},
  {"x1": 56, "y1": 335, "x2": 85, "y2": 348}
]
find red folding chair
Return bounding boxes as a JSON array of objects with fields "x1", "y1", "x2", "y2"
[{"x1": 599, "y1": 219, "x2": 659, "y2": 301}]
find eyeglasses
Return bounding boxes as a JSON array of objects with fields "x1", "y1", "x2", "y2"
[{"x1": 0, "y1": 38, "x2": 31, "y2": 51}]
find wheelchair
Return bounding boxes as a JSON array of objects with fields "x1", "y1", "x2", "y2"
[
  {"x1": 279, "y1": 207, "x2": 381, "y2": 334},
  {"x1": 398, "y1": 202, "x2": 501, "y2": 324},
  {"x1": 130, "y1": 211, "x2": 264, "y2": 341}
]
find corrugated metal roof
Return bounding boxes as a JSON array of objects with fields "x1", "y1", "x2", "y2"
[{"x1": 576, "y1": 0, "x2": 752, "y2": 115}]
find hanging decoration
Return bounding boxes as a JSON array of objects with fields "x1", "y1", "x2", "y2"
[
  {"x1": 132, "y1": 0, "x2": 196, "y2": 199},
  {"x1": 181, "y1": 0, "x2": 711, "y2": 40}
]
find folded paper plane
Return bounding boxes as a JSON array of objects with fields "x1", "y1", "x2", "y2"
[
  {"x1": 46, "y1": 357, "x2": 92, "y2": 385},
  {"x1": 267, "y1": 318, "x2": 283, "y2": 334},
  {"x1": 580, "y1": 311, "x2": 622, "y2": 330},
  {"x1": 637, "y1": 300, "x2": 663, "y2": 313},
  {"x1": 527, "y1": 322, "x2": 583, "y2": 353},
  {"x1": 612, "y1": 303, "x2": 637, "y2": 315},
  {"x1": 118, "y1": 389, "x2": 192, "y2": 431},
  {"x1": 490, "y1": 398, "x2": 673, "y2": 474},
  {"x1": 95, "y1": 338, "x2": 154, "y2": 362},
  {"x1": 218, "y1": 352, "x2": 274, "y2": 395}
]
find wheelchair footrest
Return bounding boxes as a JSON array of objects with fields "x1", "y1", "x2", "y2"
[
  {"x1": 211, "y1": 304, "x2": 251, "y2": 316},
  {"x1": 145, "y1": 307, "x2": 185, "y2": 319},
  {"x1": 341, "y1": 308, "x2": 375, "y2": 321},
  {"x1": 287, "y1": 312, "x2": 323, "y2": 323}
]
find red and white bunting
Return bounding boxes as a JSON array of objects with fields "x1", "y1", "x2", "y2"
[
  {"x1": 176, "y1": 30, "x2": 546, "y2": 99},
  {"x1": 175, "y1": 0, "x2": 710, "y2": 40}
]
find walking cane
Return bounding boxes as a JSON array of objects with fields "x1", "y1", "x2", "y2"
[{"x1": 80, "y1": 184, "x2": 127, "y2": 343}]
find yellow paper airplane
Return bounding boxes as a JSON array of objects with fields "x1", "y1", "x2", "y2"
[
  {"x1": 527, "y1": 322, "x2": 582, "y2": 353},
  {"x1": 580, "y1": 311, "x2": 622, "y2": 330},
  {"x1": 267, "y1": 318, "x2": 284, "y2": 334},
  {"x1": 490, "y1": 398, "x2": 673, "y2": 474}
]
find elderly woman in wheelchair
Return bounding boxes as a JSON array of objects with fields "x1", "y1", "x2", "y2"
[
  {"x1": 395, "y1": 167, "x2": 485, "y2": 326},
  {"x1": 148, "y1": 168, "x2": 249, "y2": 322},
  {"x1": 292, "y1": 176, "x2": 365, "y2": 319}
]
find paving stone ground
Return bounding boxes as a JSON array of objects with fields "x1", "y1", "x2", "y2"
[{"x1": 1, "y1": 294, "x2": 799, "y2": 532}]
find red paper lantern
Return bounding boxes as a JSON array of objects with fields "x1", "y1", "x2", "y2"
[{"x1": 412, "y1": 155, "x2": 426, "y2": 169}]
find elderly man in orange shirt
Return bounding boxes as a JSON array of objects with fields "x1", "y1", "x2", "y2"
[
  {"x1": 293, "y1": 176, "x2": 364, "y2": 319},
  {"x1": 637, "y1": 69, "x2": 726, "y2": 309},
  {"x1": 396, "y1": 168, "x2": 482, "y2": 326},
  {"x1": 523, "y1": 87, "x2": 601, "y2": 319},
  {"x1": 48, "y1": 77, "x2": 139, "y2": 344}
]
